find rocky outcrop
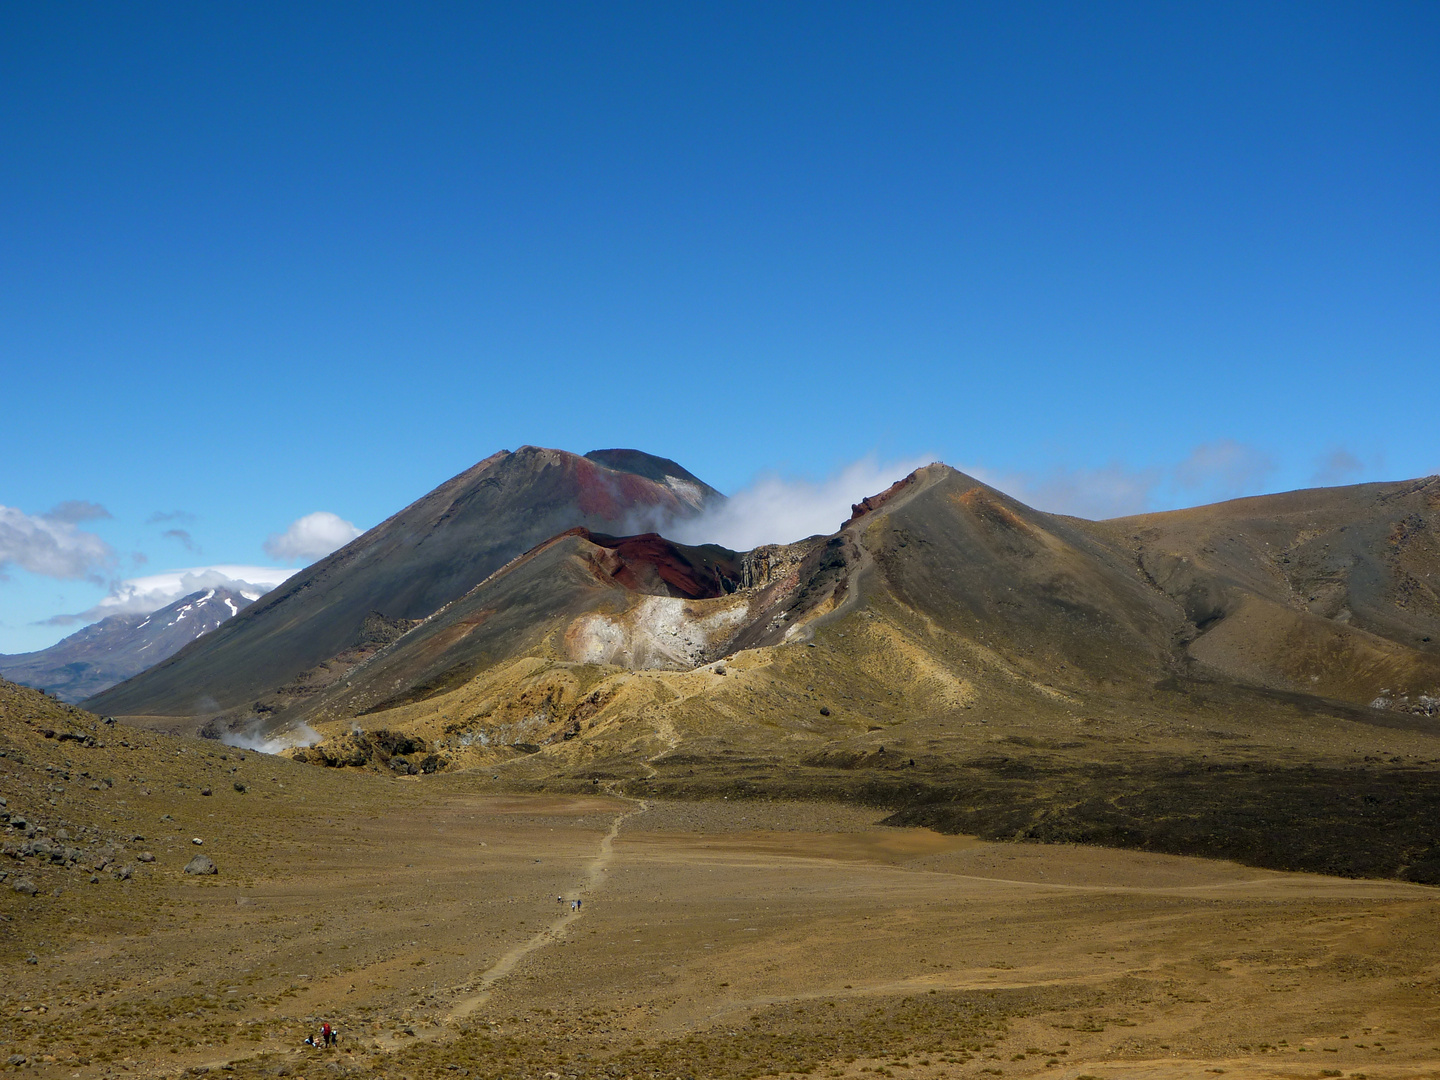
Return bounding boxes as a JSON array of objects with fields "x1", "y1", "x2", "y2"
[
  {"x1": 183, "y1": 854, "x2": 217, "y2": 875},
  {"x1": 290, "y1": 729, "x2": 444, "y2": 774}
]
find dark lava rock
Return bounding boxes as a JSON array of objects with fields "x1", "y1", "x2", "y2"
[{"x1": 184, "y1": 854, "x2": 217, "y2": 875}]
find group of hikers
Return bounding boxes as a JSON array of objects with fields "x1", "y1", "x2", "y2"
[
  {"x1": 557, "y1": 895, "x2": 582, "y2": 911},
  {"x1": 304, "y1": 1022, "x2": 339, "y2": 1048}
]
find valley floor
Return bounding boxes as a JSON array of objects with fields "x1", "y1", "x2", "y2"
[{"x1": 4, "y1": 766, "x2": 1440, "y2": 1080}]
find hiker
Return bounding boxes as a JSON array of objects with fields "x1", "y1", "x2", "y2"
[
  {"x1": 304, "y1": 1035, "x2": 316, "y2": 1048},
  {"x1": 322, "y1": 1022, "x2": 332, "y2": 1047},
  {"x1": 570, "y1": 899, "x2": 579, "y2": 911}
]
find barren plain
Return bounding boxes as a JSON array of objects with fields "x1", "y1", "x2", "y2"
[{"x1": 4, "y1": 683, "x2": 1439, "y2": 1080}]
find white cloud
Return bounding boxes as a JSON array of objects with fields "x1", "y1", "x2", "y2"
[
  {"x1": 669, "y1": 455, "x2": 934, "y2": 550},
  {"x1": 0, "y1": 503, "x2": 115, "y2": 580},
  {"x1": 263, "y1": 512, "x2": 363, "y2": 563},
  {"x1": 48, "y1": 565, "x2": 302, "y2": 624}
]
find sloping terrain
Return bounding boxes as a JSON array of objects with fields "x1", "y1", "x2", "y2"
[
  {"x1": 84, "y1": 448, "x2": 723, "y2": 722},
  {"x1": 1090, "y1": 476, "x2": 1440, "y2": 708},
  {"x1": 274, "y1": 465, "x2": 1440, "y2": 882},
  {"x1": 0, "y1": 588, "x2": 254, "y2": 702}
]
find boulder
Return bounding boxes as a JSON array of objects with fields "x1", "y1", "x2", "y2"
[
  {"x1": 184, "y1": 854, "x2": 217, "y2": 876},
  {"x1": 12, "y1": 878, "x2": 38, "y2": 895}
]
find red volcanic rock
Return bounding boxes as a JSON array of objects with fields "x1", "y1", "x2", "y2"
[
  {"x1": 558, "y1": 530, "x2": 742, "y2": 599},
  {"x1": 847, "y1": 472, "x2": 918, "y2": 525}
]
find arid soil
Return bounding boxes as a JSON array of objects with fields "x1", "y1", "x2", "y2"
[{"x1": 4, "y1": 684, "x2": 1439, "y2": 1080}]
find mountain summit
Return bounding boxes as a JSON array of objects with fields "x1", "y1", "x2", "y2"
[{"x1": 84, "y1": 447, "x2": 724, "y2": 719}]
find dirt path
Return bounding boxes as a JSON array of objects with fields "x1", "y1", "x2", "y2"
[{"x1": 441, "y1": 796, "x2": 649, "y2": 1025}]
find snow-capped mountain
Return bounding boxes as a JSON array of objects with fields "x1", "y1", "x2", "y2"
[{"x1": 0, "y1": 588, "x2": 255, "y2": 703}]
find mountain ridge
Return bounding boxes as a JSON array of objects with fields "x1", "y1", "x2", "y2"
[{"x1": 0, "y1": 587, "x2": 255, "y2": 703}]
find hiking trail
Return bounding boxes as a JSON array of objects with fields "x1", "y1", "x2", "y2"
[{"x1": 441, "y1": 795, "x2": 648, "y2": 1025}]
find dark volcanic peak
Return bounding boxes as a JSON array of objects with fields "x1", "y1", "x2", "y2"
[
  {"x1": 84, "y1": 446, "x2": 725, "y2": 719},
  {"x1": 582, "y1": 449, "x2": 722, "y2": 510},
  {"x1": 0, "y1": 587, "x2": 254, "y2": 703}
]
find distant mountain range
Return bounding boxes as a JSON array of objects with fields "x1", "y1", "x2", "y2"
[{"x1": 0, "y1": 587, "x2": 255, "y2": 703}]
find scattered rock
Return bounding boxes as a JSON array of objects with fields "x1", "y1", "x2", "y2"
[
  {"x1": 819, "y1": 706, "x2": 831, "y2": 716},
  {"x1": 233, "y1": 782, "x2": 247, "y2": 793},
  {"x1": 184, "y1": 854, "x2": 217, "y2": 875},
  {"x1": 7, "y1": 1054, "x2": 27, "y2": 1066},
  {"x1": 24, "y1": 954, "x2": 38, "y2": 965},
  {"x1": 201, "y1": 787, "x2": 213, "y2": 796},
  {"x1": 192, "y1": 837, "x2": 204, "y2": 845},
  {"x1": 12, "y1": 878, "x2": 38, "y2": 896},
  {"x1": 138, "y1": 851, "x2": 156, "y2": 863}
]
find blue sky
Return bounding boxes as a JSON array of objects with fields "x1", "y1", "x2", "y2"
[{"x1": 2, "y1": 2, "x2": 1437, "y2": 653}]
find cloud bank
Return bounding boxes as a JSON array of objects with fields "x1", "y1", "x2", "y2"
[
  {"x1": 1311, "y1": 448, "x2": 1365, "y2": 487},
  {"x1": 968, "y1": 440, "x2": 1286, "y2": 521},
  {"x1": 670, "y1": 439, "x2": 1302, "y2": 541},
  {"x1": 264, "y1": 512, "x2": 363, "y2": 563},
  {"x1": 0, "y1": 503, "x2": 115, "y2": 580},
  {"x1": 669, "y1": 454, "x2": 935, "y2": 550},
  {"x1": 48, "y1": 565, "x2": 302, "y2": 625},
  {"x1": 966, "y1": 463, "x2": 1163, "y2": 520},
  {"x1": 1173, "y1": 440, "x2": 1276, "y2": 499}
]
